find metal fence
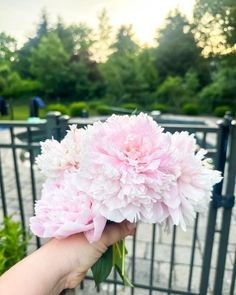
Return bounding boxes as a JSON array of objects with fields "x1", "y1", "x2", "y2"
[{"x1": 0, "y1": 112, "x2": 235, "y2": 295}]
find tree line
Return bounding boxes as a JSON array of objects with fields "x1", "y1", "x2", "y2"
[{"x1": 1, "y1": 0, "x2": 236, "y2": 116}]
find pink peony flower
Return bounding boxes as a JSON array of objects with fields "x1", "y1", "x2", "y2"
[
  {"x1": 31, "y1": 113, "x2": 222, "y2": 241},
  {"x1": 29, "y1": 173, "x2": 107, "y2": 242},
  {"x1": 36, "y1": 125, "x2": 84, "y2": 178},
  {"x1": 77, "y1": 114, "x2": 221, "y2": 228},
  {"x1": 162, "y1": 131, "x2": 222, "y2": 229},
  {"x1": 77, "y1": 113, "x2": 179, "y2": 223}
]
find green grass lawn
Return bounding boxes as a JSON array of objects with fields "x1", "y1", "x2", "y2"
[
  {"x1": 0, "y1": 102, "x2": 98, "y2": 121},
  {"x1": 0, "y1": 104, "x2": 46, "y2": 121},
  {"x1": 0, "y1": 100, "x2": 138, "y2": 121}
]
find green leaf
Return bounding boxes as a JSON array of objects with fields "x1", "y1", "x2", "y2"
[{"x1": 91, "y1": 245, "x2": 113, "y2": 287}]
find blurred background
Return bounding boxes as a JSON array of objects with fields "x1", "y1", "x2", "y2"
[
  {"x1": 0, "y1": 0, "x2": 236, "y2": 120},
  {"x1": 1, "y1": 2, "x2": 236, "y2": 294}
]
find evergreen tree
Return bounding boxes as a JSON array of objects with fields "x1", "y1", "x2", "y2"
[
  {"x1": 30, "y1": 33, "x2": 69, "y2": 98},
  {"x1": 155, "y1": 10, "x2": 202, "y2": 80},
  {"x1": 14, "y1": 10, "x2": 50, "y2": 78},
  {"x1": 100, "y1": 26, "x2": 149, "y2": 105},
  {"x1": 93, "y1": 9, "x2": 113, "y2": 62}
]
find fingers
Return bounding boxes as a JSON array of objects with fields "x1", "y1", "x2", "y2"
[{"x1": 100, "y1": 221, "x2": 136, "y2": 247}]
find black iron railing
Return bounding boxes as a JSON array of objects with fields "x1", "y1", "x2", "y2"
[{"x1": 0, "y1": 112, "x2": 235, "y2": 295}]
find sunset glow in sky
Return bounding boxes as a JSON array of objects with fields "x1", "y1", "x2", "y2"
[{"x1": 0, "y1": 0, "x2": 195, "y2": 46}]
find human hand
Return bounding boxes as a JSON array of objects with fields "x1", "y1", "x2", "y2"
[
  {"x1": 46, "y1": 220, "x2": 136, "y2": 290},
  {"x1": 0, "y1": 221, "x2": 135, "y2": 295}
]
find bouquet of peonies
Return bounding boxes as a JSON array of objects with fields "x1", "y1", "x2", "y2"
[{"x1": 30, "y1": 113, "x2": 221, "y2": 286}]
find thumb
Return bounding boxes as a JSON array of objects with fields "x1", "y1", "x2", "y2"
[{"x1": 100, "y1": 221, "x2": 136, "y2": 247}]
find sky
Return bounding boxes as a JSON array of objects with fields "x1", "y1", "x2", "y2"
[{"x1": 0, "y1": 0, "x2": 196, "y2": 46}]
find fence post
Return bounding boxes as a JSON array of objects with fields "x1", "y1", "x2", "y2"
[
  {"x1": 46, "y1": 112, "x2": 61, "y2": 140},
  {"x1": 213, "y1": 120, "x2": 236, "y2": 295},
  {"x1": 199, "y1": 113, "x2": 232, "y2": 294},
  {"x1": 58, "y1": 115, "x2": 70, "y2": 140}
]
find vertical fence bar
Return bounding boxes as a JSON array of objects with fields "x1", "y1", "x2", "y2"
[
  {"x1": 168, "y1": 225, "x2": 177, "y2": 294},
  {"x1": 198, "y1": 201, "x2": 217, "y2": 294},
  {"x1": 199, "y1": 115, "x2": 231, "y2": 294},
  {"x1": 131, "y1": 232, "x2": 136, "y2": 295},
  {"x1": 149, "y1": 224, "x2": 156, "y2": 295},
  {"x1": 27, "y1": 127, "x2": 40, "y2": 248},
  {"x1": 230, "y1": 250, "x2": 236, "y2": 295},
  {"x1": 202, "y1": 132, "x2": 207, "y2": 148},
  {"x1": 213, "y1": 120, "x2": 236, "y2": 295},
  {"x1": 112, "y1": 268, "x2": 117, "y2": 295},
  {"x1": 10, "y1": 127, "x2": 25, "y2": 231},
  {"x1": 187, "y1": 213, "x2": 199, "y2": 292},
  {"x1": 0, "y1": 150, "x2": 7, "y2": 217},
  {"x1": 80, "y1": 280, "x2": 84, "y2": 290}
]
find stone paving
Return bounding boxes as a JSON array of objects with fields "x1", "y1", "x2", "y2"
[{"x1": 0, "y1": 121, "x2": 235, "y2": 295}]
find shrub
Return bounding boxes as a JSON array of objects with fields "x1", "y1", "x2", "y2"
[
  {"x1": 69, "y1": 102, "x2": 89, "y2": 117},
  {"x1": 182, "y1": 103, "x2": 199, "y2": 115},
  {"x1": 150, "y1": 103, "x2": 168, "y2": 113},
  {"x1": 0, "y1": 216, "x2": 29, "y2": 275},
  {"x1": 96, "y1": 104, "x2": 113, "y2": 115},
  {"x1": 155, "y1": 76, "x2": 185, "y2": 108},
  {"x1": 214, "y1": 105, "x2": 232, "y2": 117},
  {"x1": 46, "y1": 103, "x2": 68, "y2": 115},
  {"x1": 121, "y1": 103, "x2": 140, "y2": 110}
]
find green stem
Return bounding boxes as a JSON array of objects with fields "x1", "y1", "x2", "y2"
[
  {"x1": 115, "y1": 241, "x2": 122, "y2": 258},
  {"x1": 122, "y1": 239, "x2": 125, "y2": 276}
]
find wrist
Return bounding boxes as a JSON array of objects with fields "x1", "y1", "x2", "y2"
[
  {"x1": 38, "y1": 239, "x2": 70, "y2": 293},
  {"x1": 44, "y1": 237, "x2": 85, "y2": 290},
  {"x1": 0, "y1": 238, "x2": 69, "y2": 295}
]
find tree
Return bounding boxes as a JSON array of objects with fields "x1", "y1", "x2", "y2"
[
  {"x1": 136, "y1": 47, "x2": 160, "y2": 96},
  {"x1": 0, "y1": 33, "x2": 16, "y2": 63},
  {"x1": 70, "y1": 23, "x2": 95, "y2": 57},
  {"x1": 194, "y1": 0, "x2": 236, "y2": 49},
  {"x1": 183, "y1": 70, "x2": 200, "y2": 99},
  {"x1": 66, "y1": 23, "x2": 104, "y2": 100},
  {"x1": 93, "y1": 9, "x2": 113, "y2": 62},
  {"x1": 0, "y1": 33, "x2": 39, "y2": 99},
  {"x1": 14, "y1": 10, "x2": 50, "y2": 78},
  {"x1": 155, "y1": 76, "x2": 185, "y2": 109},
  {"x1": 111, "y1": 25, "x2": 139, "y2": 56},
  {"x1": 54, "y1": 20, "x2": 95, "y2": 57},
  {"x1": 0, "y1": 64, "x2": 40, "y2": 98},
  {"x1": 54, "y1": 17, "x2": 75, "y2": 56},
  {"x1": 99, "y1": 26, "x2": 150, "y2": 105},
  {"x1": 155, "y1": 10, "x2": 202, "y2": 80},
  {"x1": 29, "y1": 24, "x2": 104, "y2": 100},
  {"x1": 198, "y1": 65, "x2": 236, "y2": 112},
  {"x1": 100, "y1": 53, "x2": 147, "y2": 105},
  {"x1": 68, "y1": 53, "x2": 105, "y2": 100},
  {"x1": 30, "y1": 33, "x2": 69, "y2": 98}
]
